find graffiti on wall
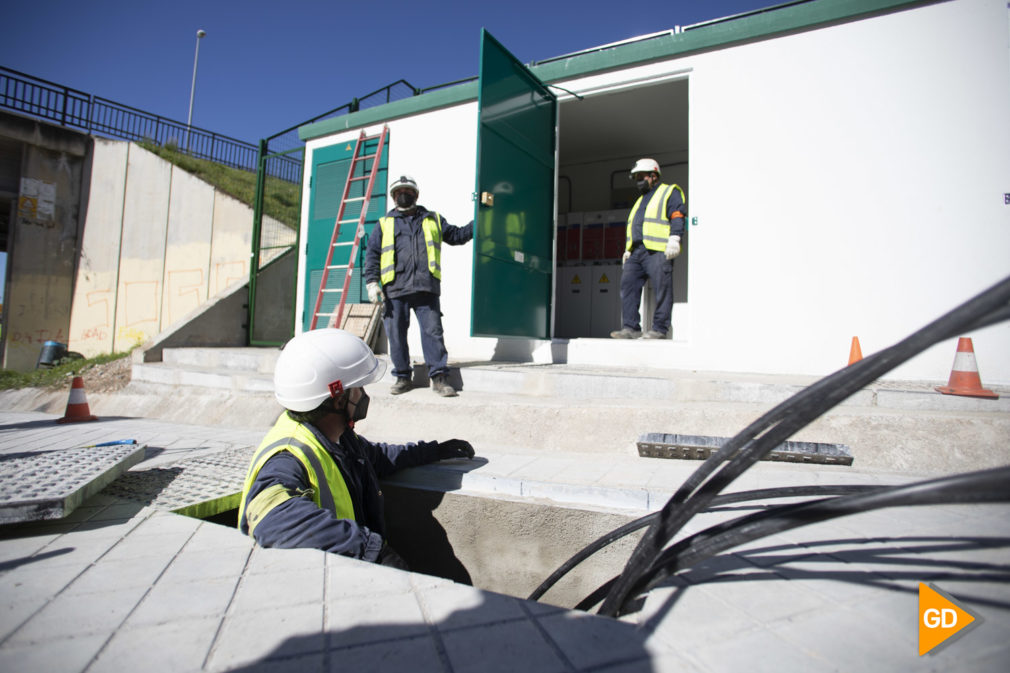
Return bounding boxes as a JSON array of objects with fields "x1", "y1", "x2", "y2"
[
  {"x1": 164, "y1": 268, "x2": 205, "y2": 325},
  {"x1": 214, "y1": 261, "x2": 246, "y2": 295}
]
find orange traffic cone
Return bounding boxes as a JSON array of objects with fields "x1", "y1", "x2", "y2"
[
  {"x1": 935, "y1": 337, "x2": 998, "y2": 399},
  {"x1": 848, "y1": 337, "x2": 863, "y2": 365},
  {"x1": 57, "y1": 376, "x2": 99, "y2": 423}
]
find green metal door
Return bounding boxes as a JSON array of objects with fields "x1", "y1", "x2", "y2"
[
  {"x1": 304, "y1": 138, "x2": 388, "y2": 332},
  {"x1": 472, "y1": 30, "x2": 557, "y2": 338}
]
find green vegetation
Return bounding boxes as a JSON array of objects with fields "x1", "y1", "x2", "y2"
[
  {"x1": 0, "y1": 351, "x2": 131, "y2": 390},
  {"x1": 138, "y1": 141, "x2": 300, "y2": 230}
]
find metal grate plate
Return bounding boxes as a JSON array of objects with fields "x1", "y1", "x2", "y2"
[
  {"x1": 0, "y1": 444, "x2": 147, "y2": 524},
  {"x1": 102, "y1": 447, "x2": 252, "y2": 518},
  {"x1": 637, "y1": 433, "x2": 853, "y2": 466}
]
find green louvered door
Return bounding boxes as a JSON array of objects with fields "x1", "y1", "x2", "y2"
[
  {"x1": 304, "y1": 138, "x2": 388, "y2": 332},
  {"x1": 471, "y1": 30, "x2": 557, "y2": 338}
]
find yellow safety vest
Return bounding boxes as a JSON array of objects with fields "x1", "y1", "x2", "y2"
[
  {"x1": 626, "y1": 184, "x2": 686, "y2": 252},
  {"x1": 379, "y1": 213, "x2": 442, "y2": 285},
  {"x1": 238, "y1": 412, "x2": 356, "y2": 538}
]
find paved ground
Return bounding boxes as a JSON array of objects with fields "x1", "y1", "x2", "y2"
[{"x1": 1, "y1": 399, "x2": 1008, "y2": 672}]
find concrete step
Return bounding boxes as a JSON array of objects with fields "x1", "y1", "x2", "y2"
[
  {"x1": 112, "y1": 347, "x2": 1010, "y2": 477},
  {"x1": 134, "y1": 347, "x2": 1010, "y2": 414}
]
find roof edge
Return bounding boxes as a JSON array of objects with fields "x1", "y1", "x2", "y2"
[{"x1": 299, "y1": 82, "x2": 478, "y2": 142}]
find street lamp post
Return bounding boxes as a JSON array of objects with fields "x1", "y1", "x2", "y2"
[{"x1": 186, "y1": 29, "x2": 207, "y2": 153}]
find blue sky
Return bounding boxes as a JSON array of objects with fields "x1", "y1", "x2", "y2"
[
  {"x1": 2, "y1": 0, "x2": 783, "y2": 144},
  {"x1": 0, "y1": 0, "x2": 784, "y2": 305}
]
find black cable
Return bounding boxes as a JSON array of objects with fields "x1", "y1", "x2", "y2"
[
  {"x1": 578, "y1": 466, "x2": 1010, "y2": 614},
  {"x1": 629, "y1": 466, "x2": 1010, "y2": 612},
  {"x1": 527, "y1": 484, "x2": 881, "y2": 602},
  {"x1": 597, "y1": 275, "x2": 1010, "y2": 616}
]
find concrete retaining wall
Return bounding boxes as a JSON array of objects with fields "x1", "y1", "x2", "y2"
[{"x1": 66, "y1": 139, "x2": 296, "y2": 360}]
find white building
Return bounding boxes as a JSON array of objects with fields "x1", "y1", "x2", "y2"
[{"x1": 297, "y1": 0, "x2": 1010, "y2": 384}]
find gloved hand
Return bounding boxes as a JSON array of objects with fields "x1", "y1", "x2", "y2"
[
  {"x1": 437, "y1": 439, "x2": 475, "y2": 460},
  {"x1": 622, "y1": 250, "x2": 631, "y2": 265},
  {"x1": 366, "y1": 282, "x2": 383, "y2": 304},
  {"x1": 664, "y1": 235, "x2": 681, "y2": 260},
  {"x1": 376, "y1": 542, "x2": 409, "y2": 570}
]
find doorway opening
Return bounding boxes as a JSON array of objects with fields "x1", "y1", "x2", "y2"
[{"x1": 554, "y1": 77, "x2": 689, "y2": 339}]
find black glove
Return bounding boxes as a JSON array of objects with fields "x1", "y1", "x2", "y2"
[
  {"x1": 436, "y1": 439, "x2": 475, "y2": 460},
  {"x1": 376, "y1": 543, "x2": 409, "y2": 570}
]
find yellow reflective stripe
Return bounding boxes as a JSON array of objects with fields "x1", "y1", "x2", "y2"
[
  {"x1": 422, "y1": 213, "x2": 442, "y2": 280},
  {"x1": 246, "y1": 484, "x2": 298, "y2": 537},
  {"x1": 379, "y1": 217, "x2": 396, "y2": 285},
  {"x1": 238, "y1": 436, "x2": 293, "y2": 531}
]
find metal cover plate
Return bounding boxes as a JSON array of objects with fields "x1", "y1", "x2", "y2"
[
  {"x1": 0, "y1": 444, "x2": 146, "y2": 524},
  {"x1": 637, "y1": 433, "x2": 853, "y2": 466},
  {"x1": 102, "y1": 447, "x2": 251, "y2": 518}
]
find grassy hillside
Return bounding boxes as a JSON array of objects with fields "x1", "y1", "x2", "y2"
[
  {"x1": 138, "y1": 141, "x2": 300, "y2": 230},
  {"x1": 0, "y1": 350, "x2": 131, "y2": 390}
]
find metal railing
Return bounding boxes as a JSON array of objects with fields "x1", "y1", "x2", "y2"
[
  {"x1": 0, "y1": 65, "x2": 301, "y2": 183},
  {"x1": 1, "y1": 65, "x2": 477, "y2": 186}
]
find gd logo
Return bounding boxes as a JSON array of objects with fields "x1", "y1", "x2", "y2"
[{"x1": 918, "y1": 583, "x2": 982, "y2": 656}]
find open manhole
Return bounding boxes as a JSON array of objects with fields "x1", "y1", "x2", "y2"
[{"x1": 99, "y1": 449, "x2": 645, "y2": 609}]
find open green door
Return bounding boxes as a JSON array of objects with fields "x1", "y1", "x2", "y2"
[{"x1": 472, "y1": 30, "x2": 557, "y2": 338}]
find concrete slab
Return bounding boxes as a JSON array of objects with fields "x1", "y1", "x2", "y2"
[
  {"x1": 0, "y1": 443, "x2": 145, "y2": 524},
  {"x1": 0, "y1": 403, "x2": 1007, "y2": 673}
]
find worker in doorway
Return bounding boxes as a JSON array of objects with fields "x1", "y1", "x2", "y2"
[
  {"x1": 238, "y1": 328, "x2": 475, "y2": 568},
  {"x1": 363, "y1": 175, "x2": 473, "y2": 397},
  {"x1": 610, "y1": 158, "x2": 686, "y2": 339}
]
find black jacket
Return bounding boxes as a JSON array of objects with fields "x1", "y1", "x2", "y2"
[
  {"x1": 363, "y1": 205, "x2": 473, "y2": 299},
  {"x1": 243, "y1": 418, "x2": 439, "y2": 561}
]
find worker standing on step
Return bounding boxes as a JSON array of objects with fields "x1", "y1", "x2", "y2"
[
  {"x1": 610, "y1": 158, "x2": 686, "y2": 340},
  {"x1": 363, "y1": 175, "x2": 473, "y2": 397},
  {"x1": 238, "y1": 328, "x2": 475, "y2": 568}
]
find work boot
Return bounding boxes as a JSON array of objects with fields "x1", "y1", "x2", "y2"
[
  {"x1": 642, "y1": 329, "x2": 667, "y2": 339},
  {"x1": 610, "y1": 328, "x2": 642, "y2": 339},
  {"x1": 431, "y1": 374, "x2": 457, "y2": 397},
  {"x1": 390, "y1": 378, "x2": 411, "y2": 395}
]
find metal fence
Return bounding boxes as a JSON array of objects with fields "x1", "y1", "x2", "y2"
[
  {"x1": 0, "y1": 63, "x2": 477, "y2": 344},
  {"x1": 0, "y1": 65, "x2": 300, "y2": 183}
]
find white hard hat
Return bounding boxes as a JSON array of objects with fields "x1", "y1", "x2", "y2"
[
  {"x1": 629, "y1": 158, "x2": 661, "y2": 178},
  {"x1": 274, "y1": 329, "x2": 386, "y2": 412},
  {"x1": 389, "y1": 175, "x2": 419, "y2": 196}
]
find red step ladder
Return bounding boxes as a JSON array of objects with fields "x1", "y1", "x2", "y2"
[{"x1": 309, "y1": 126, "x2": 388, "y2": 330}]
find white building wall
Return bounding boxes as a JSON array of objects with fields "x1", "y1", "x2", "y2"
[
  {"x1": 681, "y1": 0, "x2": 1010, "y2": 381},
  {"x1": 302, "y1": 0, "x2": 1010, "y2": 383}
]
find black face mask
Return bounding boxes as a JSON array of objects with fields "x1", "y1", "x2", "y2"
[
  {"x1": 636, "y1": 179, "x2": 652, "y2": 194},
  {"x1": 349, "y1": 390, "x2": 369, "y2": 423},
  {"x1": 395, "y1": 191, "x2": 417, "y2": 209}
]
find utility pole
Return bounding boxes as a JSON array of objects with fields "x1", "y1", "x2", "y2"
[{"x1": 186, "y1": 29, "x2": 206, "y2": 153}]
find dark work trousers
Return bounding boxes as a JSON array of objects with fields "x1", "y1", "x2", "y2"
[
  {"x1": 620, "y1": 246, "x2": 674, "y2": 335},
  {"x1": 383, "y1": 292, "x2": 449, "y2": 380}
]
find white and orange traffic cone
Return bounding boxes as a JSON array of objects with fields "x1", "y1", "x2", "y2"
[
  {"x1": 935, "y1": 337, "x2": 998, "y2": 399},
  {"x1": 57, "y1": 376, "x2": 99, "y2": 423},
  {"x1": 848, "y1": 336, "x2": 863, "y2": 366}
]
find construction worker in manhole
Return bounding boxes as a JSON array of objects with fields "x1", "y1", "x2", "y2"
[
  {"x1": 363, "y1": 174, "x2": 473, "y2": 398},
  {"x1": 238, "y1": 328, "x2": 475, "y2": 569},
  {"x1": 610, "y1": 158, "x2": 686, "y2": 340}
]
